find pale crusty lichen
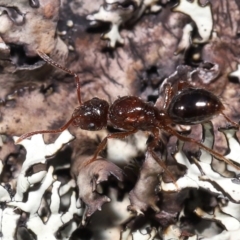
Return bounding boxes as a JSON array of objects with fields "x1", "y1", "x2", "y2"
[
  {"x1": 173, "y1": 0, "x2": 213, "y2": 44},
  {"x1": 5, "y1": 131, "x2": 81, "y2": 240},
  {"x1": 87, "y1": 0, "x2": 162, "y2": 47}
]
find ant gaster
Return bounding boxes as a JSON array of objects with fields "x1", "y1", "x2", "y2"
[{"x1": 16, "y1": 51, "x2": 240, "y2": 181}]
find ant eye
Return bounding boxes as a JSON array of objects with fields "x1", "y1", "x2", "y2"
[{"x1": 88, "y1": 123, "x2": 95, "y2": 130}]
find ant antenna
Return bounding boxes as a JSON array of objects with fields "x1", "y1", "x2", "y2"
[
  {"x1": 16, "y1": 116, "x2": 80, "y2": 144},
  {"x1": 16, "y1": 51, "x2": 85, "y2": 144},
  {"x1": 37, "y1": 50, "x2": 82, "y2": 105}
]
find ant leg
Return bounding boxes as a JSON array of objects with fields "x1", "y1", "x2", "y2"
[
  {"x1": 16, "y1": 116, "x2": 80, "y2": 143},
  {"x1": 148, "y1": 128, "x2": 178, "y2": 189},
  {"x1": 163, "y1": 84, "x2": 173, "y2": 110},
  {"x1": 148, "y1": 149, "x2": 178, "y2": 190},
  {"x1": 177, "y1": 80, "x2": 192, "y2": 91},
  {"x1": 191, "y1": 156, "x2": 205, "y2": 176},
  {"x1": 37, "y1": 51, "x2": 82, "y2": 105},
  {"x1": 83, "y1": 129, "x2": 138, "y2": 166},
  {"x1": 221, "y1": 111, "x2": 239, "y2": 128},
  {"x1": 165, "y1": 126, "x2": 240, "y2": 171},
  {"x1": 163, "y1": 81, "x2": 192, "y2": 110}
]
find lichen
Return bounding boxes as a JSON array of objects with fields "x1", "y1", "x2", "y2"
[
  {"x1": 87, "y1": 0, "x2": 162, "y2": 47},
  {"x1": 1, "y1": 131, "x2": 81, "y2": 239},
  {"x1": 0, "y1": 0, "x2": 240, "y2": 239}
]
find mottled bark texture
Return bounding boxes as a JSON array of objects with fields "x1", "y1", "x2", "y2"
[{"x1": 0, "y1": 0, "x2": 240, "y2": 238}]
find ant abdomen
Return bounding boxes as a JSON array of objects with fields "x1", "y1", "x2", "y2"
[
  {"x1": 72, "y1": 97, "x2": 109, "y2": 131},
  {"x1": 167, "y1": 88, "x2": 225, "y2": 125},
  {"x1": 109, "y1": 96, "x2": 159, "y2": 131}
]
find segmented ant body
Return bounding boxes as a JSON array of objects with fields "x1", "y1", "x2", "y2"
[{"x1": 16, "y1": 51, "x2": 240, "y2": 179}]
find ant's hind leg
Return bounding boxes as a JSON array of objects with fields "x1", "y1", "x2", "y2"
[
  {"x1": 37, "y1": 51, "x2": 82, "y2": 104},
  {"x1": 220, "y1": 111, "x2": 239, "y2": 128},
  {"x1": 83, "y1": 130, "x2": 138, "y2": 167},
  {"x1": 165, "y1": 126, "x2": 240, "y2": 171}
]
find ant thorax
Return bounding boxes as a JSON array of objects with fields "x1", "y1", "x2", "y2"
[{"x1": 109, "y1": 96, "x2": 160, "y2": 131}]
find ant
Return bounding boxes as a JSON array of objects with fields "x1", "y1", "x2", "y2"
[{"x1": 16, "y1": 51, "x2": 240, "y2": 183}]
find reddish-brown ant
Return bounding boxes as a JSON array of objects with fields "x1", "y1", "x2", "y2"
[{"x1": 16, "y1": 51, "x2": 240, "y2": 181}]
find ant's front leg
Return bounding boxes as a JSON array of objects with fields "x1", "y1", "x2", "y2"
[
  {"x1": 176, "y1": 80, "x2": 192, "y2": 92},
  {"x1": 83, "y1": 129, "x2": 138, "y2": 167},
  {"x1": 163, "y1": 84, "x2": 173, "y2": 110},
  {"x1": 162, "y1": 81, "x2": 192, "y2": 110}
]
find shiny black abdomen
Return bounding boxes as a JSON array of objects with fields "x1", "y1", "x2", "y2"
[{"x1": 167, "y1": 88, "x2": 224, "y2": 125}]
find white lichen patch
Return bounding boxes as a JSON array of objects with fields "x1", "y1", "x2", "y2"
[
  {"x1": 87, "y1": 0, "x2": 162, "y2": 47},
  {"x1": 162, "y1": 225, "x2": 182, "y2": 240},
  {"x1": 161, "y1": 124, "x2": 240, "y2": 200},
  {"x1": 107, "y1": 131, "x2": 147, "y2": 164},
  {"x1": 0, "y1": 207, "x2": 21, "y2": 240},
  {"x1": 14, "y1": 131, "x2": 74, "y2": 172},
  {"x1": 90, "y1": 189, "x2": 133, "y2": 240},
  {"x1": 173, "y1": 0, "x2": 213, "y2": 54},
  {"x1": 0, "y1": 37, "x2": 9, "y2": 51},
  {"x1": 175, "y1": 23, "x2": 194, "y2": 54},
  {"x1": 0, "y1": 130, "x2": 82, "y2": 240},
  {"x1": 229, "y1": 64, "x2": 240, "y2": 83},
  {"x1": 13, "y1": 131, "x2": 74, "y2": 201},
  {"x1": 194, "y1": 203, "x2": 240, "y2": 240},
  {"x1": 159, "y1": 122, "x2": 240, "y2": 239},
  {"x1": 8, "y1": 166, "x2": 56, "y2": 214},
  {"x1": 195, "y1": 207, "x2": 240, "y2": 231},
  {"x1": 201, "y1": 229, "x2": 240, "y2": 240},
  {"x1": 25, "y1": 182, "x2": 82, "y2": 240}
]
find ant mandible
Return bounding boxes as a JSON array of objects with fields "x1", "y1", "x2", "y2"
[{"x1": 16, "y1": 51, "x2": 240, "y2": 180}]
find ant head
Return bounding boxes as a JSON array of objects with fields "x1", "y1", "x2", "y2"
[{"x1": 72, "y1": 97, "x2": 109, "y2": 131}]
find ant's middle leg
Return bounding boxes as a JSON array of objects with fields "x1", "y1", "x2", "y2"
[
  {"x1": 83, "y1": 129, "x2": 138, "y2": 166},
  {"x1": 37, "y1": 51, "x2": 82, "y2": 105},
  {"x1": 147, "y1": 128, "x2": 178, "y2": 188}
]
